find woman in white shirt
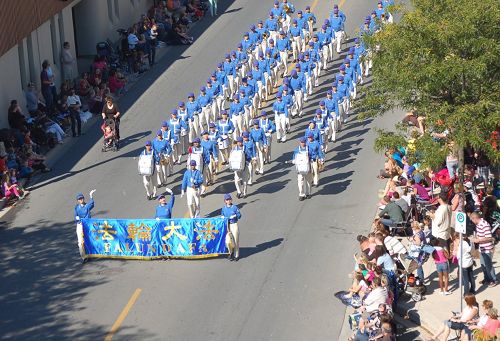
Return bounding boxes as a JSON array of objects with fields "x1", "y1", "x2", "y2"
[{"x1": 454, "y1": 233, "x2": 475, "y2": 294}]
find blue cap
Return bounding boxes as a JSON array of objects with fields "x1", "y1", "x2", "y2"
[
  {"x1": 283, "y1": 77, "x2": 290, "y2": 84},
  {"x1": 315, "y1": 109, "x2": 322, "y2": 114},
  {"x1": 326, "y1": 90, "x2": 332, "y2": 95},
  {"x1": 253, "y1": 119, "x2": 259, "y2": 125},
  {"x1": 334, "y1": 4, "x2": 339, "y2": 8},
  {"x1": 206, "y1": 79, "x2": 212, "y2": 84},
  {"x1": 221, "y1": 109, "x2": 228, "y2": 115},
  {"x1": 201, "y1": 130, "x2": 208, "y2": 135},
  {"x1": 338, "y1": 76, "x2": 344, "y2": 81},
  {"x1": 282, "y1": 85, "x2": 288, "y2": 91},
  {"x1": 307, "y1": 132, "x2": 314, "y2": 138},
  {"x1": 157, "y1": 129, "x2": 162, "y2": 136},
  {"x1": 309, "y1": 41, "x2": 314, "y2": 46},
  {"x1": 244, "y1": 32, "x2": 249, "y2": 37},
  {"x1": 298, "y1": 10, "x2": 303, "y2": 14},
  {"x1": 274, "y1": 0, "x2": 279, "y2": 5},
  {"x1": 276, "y1": 93, "x2": 282, "y2": 99},
  {"x1": 240, "y1": 88, "x2": 246, "y2": 94},
  {"x1": 76, "y1": 192, "x2": 84, "y2": 200},
  {"x1": 259, "y1": 51, "x2": 264, "y2": 57},
  {"x1": 237, "y1": 42, "x2": 243, "y2": 48},
  {"x1": 344, "y1": 58, "x2": 350, "y2": 64},
  {"x1": 217, "y1": 62, "x2": 223, "y2": 68},
  {"x1": 339, "y1": 65, "x2": 346, "y2": 71},
  {"x1": 269, "y1": 38, "x2": 274, "y2": 43},
  {"x1": 233, "y1": 94, "x2": 239, "y2": 100},
  {"x1": 247, "y1": 73, "x2": 253, "y2": 78},
  {"x1": 319, "y1": 100, "x2": 325, "y2": 106},
  {"x1": 200, "y1": 86, "x2": 206, "y2": 92},
  {"x1": 188, "y1": 92, "x2": 194, "y2": 98},
  {"x1": 190, "y1": 160, "x2": 197, "y2": 166},
  {"x1": 178, "y1": 101, "x2": 185, "y2": 107},
  {"x1": 231, "y1": 51, "x2": 236, "y2": 56},
  {"x1": 279, "y1": 30, "x2": 285, "y2": 35},
  {"x1": 324, "y1": 19, "x2": 330, "y2": 24},
  {"x1": 349, "y1": 47, "x2": 355, "y2": 54},
  {"x1": 334, "y1": 8, "x2": 339, "y2": 14},
  {"x1": 157, "y1": 194, "x2": 165, "y2": 200},
  {"x1": 305, "y1": 5, "x2": 310, "y2": 9},
  {"x1": 261, "y1": 111, "x2": 267, "y2": 116},
  {"x1": 322, "y1": 24, "x2": 327, "y2": 30},
  {"x1": 332, "y1": 82, "x2": 338, "y2": 87},
  {"x1": 250, "y1": 24, "x2": 256, "y2": 30},
  {"x1": 242, "y1": 77, "x2": 248, "y2": 83},
  {"x1": 242, "y1": 132, "x2": 249, "y2": 138},
  {"x1": 299, "y1": 137, "x2": 306, "y2": 143},
  {"x1": 162, "y1": 121, "x2": 168, "y2": 127},
  {"x1": 269, "y1": 11, "x2": 274, "y2": 16},
  {"x1": 355, "y1": 38, "x2": 360, "y2": 44},
  {"x1": 145, "y1": 140, "x2": 152, "y2": 146},
  {"x1": 224, "y1": 193, "x2": 232, "y2": 200},
  {"x1": 258, "y1": 20, "x2": 264, "y2": 24},
  {"x1": 253, "y1": 60, "x2": 259, "y2": 67},
  {"x1": 225, "y1": 53, "x2": 230, "y2": 59},
  {"x1": 293, "y1": 19, "x2": 298, "y2": 24},
  {"x1": 171, "y1": 109, "x2": 178, "y2": 115},
  {"x1": 236, "y1": 136, "x2": 243, "y2": 143},
  {"x1": 211, "y1": 72, "x2": 216, "y2": 77},
  {"x1": 372, "y1": 11, "x2": 377, "y2": 15},
  {"x1": 194, "y1": 137, "x2": 201, "y2": 143},
  {"x1": 209, "y1": 122, "x2": 216, "y2": 128},
  {"x1": 295, "y1": 63, "x2": 301, "y2": 69},
  {"x1": 291, "y1": 69, "x2": 297, "y2": 76}
]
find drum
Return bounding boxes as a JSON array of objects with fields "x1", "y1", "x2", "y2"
[
  {"x1": 295, "y1": 152, "x2": 310, "y2": 175},
  {"x1": 160, "y1": 153, "x2": 171, "y2": 166},
  {"x1": 187, "y1": 152, "x2": 203, "y2": 171},
  {"x1": 229, "y1": 149, "x2": 245, "y2": 171},
  {"x1": 180, "y1": 128, "x2": 187, "y2": 137},
  {"x1": 138, "y1": 154, "x2": 154, "y2": 176},
  {"x1": 218, "y1": 136, "x2": 229, "y2": 150}
]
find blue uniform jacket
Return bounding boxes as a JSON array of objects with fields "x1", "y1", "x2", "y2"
[
  {"x1": 306, "y1": 140, "x2": 325, "y2": 160},
  {"x1": 155, "y1": 195, "x2": 175, "y2": 219},
  {"x1": 152, "y1": 138, "x2": 172, "y2": 156},
  {"x1": 75, "y1": 199, "x2": 95, "y2": 222},
  {"x1": 181, "y1": 169, "x2": 203, "y2": 191},
  {"x1": 217, "y1": 120, "x2": 234, "y2": 136},
  {"x1": 249, "y1": 127, "x2": 266, "y2": 145},
  {"x1": 201, "y1": 139, "x2": 218, "y2": 162},
  {"x1": 221, "y1": 204, "x2": 242, "y2": 224}
]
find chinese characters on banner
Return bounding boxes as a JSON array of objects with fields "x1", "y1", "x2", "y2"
[{"x1": 81, "y1": 218, "x2": 228, "y2": 259}]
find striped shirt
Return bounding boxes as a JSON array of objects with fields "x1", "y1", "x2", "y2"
[{"x1": 476, "y1": 218, "x2": 494, "y2": 253}]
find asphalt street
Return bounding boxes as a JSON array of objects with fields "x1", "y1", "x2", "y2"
[{"x1": 0, "y1": 0, "x2": 401, "y2": 340}]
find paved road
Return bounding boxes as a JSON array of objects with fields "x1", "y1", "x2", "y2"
[{"x1": 0, "y1": 0, "x2": 400, "y2": 340}]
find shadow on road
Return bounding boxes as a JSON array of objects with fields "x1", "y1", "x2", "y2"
[{"x1": 239, "y1": 238, "x2": 284, "y2": 259}]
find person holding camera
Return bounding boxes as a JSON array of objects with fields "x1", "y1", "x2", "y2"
[{"x1": 66, "y1": 88, "x2": 82, "y2": 137}]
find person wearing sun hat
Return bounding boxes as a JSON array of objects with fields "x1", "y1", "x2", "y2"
[{"x1": 181, "y1": 159, "x2": 203, "y2": 218}]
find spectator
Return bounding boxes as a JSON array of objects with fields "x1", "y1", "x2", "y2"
[
  {"x1": 453, "y1": 232, "x2": 475, "y2": 294},
  {"x1": 40, "y1": 60, "x2": 57, "y2": 111},
  {"x1": 101, "y1": 96, "x2": 121, "y2": 140},
  {"x1": 78, "y1": 72, "x2": 92, "y2": 98},
  {"x1": 25, "y1": 82, "x2": 41, "y2": 114},
  {"x1": 90, "y1": 68, "x2": 103, "y2": 87},
  {"x1": 470, "y1": 212, "x2": 497, "y2": 287},
  {"x1": 2, "y1": 173, "x2": 25, "y2": 201},
  {"x1": 108, "y1": 70, "x2": 126, "y2": 96},
  {"x1": 428, "y1": 293, "x2": 478, "y2": 341},
  {"x1": 429, "y1": 192, "x2": 452, "y2": 248},
  {"x1": 471, "y1": 308, "x2": 500, "y2": 340},
  {"x1": 7, "y1": 100, "x2": 27, "y2": 131},
  {"x1": 360, "y1": 277, "x2": 388, "y2": 314},
  {"x1": 378, "y1": 195, "x2": 403, "y2": 228},
  {"x1": 60, "y1": 41, "x2": 76, "y2": 83},
  {"x1": 66, "y1": 88, "x2": 83, "y2": 137},
  {"x1": 445, "y1": 141, "x2": 459, "y2": 180},
  {"x1": 409, "y1": 178, "x2": 431, "y2": 202},
  {"x1": 392, "y1": 191, "x2": 408, "y2": 215},
  {"x1": 128, "y1": 28, "x2": 140, "y2": 50},
  {"x1": 431, "y1": 238, "x2": 451, "y2": 295}
]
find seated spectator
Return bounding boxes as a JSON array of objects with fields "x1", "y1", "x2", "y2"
[
  {"x1": 2, "y1": 173, "x2": 25, "y2": 201},
  {"x1": 78, "y1": 72, "x2": 92, "y2": 97},
  {"x1": 392, "y1": 191, "x2": 409, "y2": 215},
  {"x1": 92, "y1": 56, "x2": 109, "y2": 77},
  {"x1": 344, "y1": 272, "x2": 369, "y2": 299},
  {"x1": 378, "y1": 196, "x2": 404, "y2": 228},
  {"x1": 402, "y1": 109, "x2": 425, "y2": 135},
  {"x1": 360, "y1": 277, "x2": 388, "y2": 314},
  {"x1": 409, "y1": 178, "x2": 431, "y2": 201},
  {"x1": 90, "y1": 68, "x2": 103, "y2": 87},
  {"x1": 427, "y1": 293, "x2": 478, "y2": 341},
  {"x1": 8, "y1": 100, "x2": 27, "y2": 131},
  {"x1": 60, "y1": 81, "x2": 73, "y2": 99},
  {"x1": 108, "y1": 70, "x2": 126, "y2": 96},
  {"x1": 25, "y1": 82, "x2": 42, "y2": 114}
]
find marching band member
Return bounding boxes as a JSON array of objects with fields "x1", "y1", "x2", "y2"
[
  {"x1": 300, "y1": 52, "x2": 315, "y2": 99},
  {"x1": 303, "y1": 6, "x2": 316, "y2": 38},
  {"x1": 347, "y1": 47, "x2": 362, "y2": 87},
  {"x1": 168, "y1": 109, "x2": 187, "y2": 164},
  {"x1": 74, "y1": 189, "x2": 96, "y2": 262},
  {"x1": 217, "y1": 110, "x2": 234, "y2": 164},
  {"x1": 209, "y1": 72, "x2": 223, "y2": 122},
  {"x1": 289, "y1": 19, "x2": 303, "y2": 62},
  {"x1": 251, "y1": 61, "x2": 265, "y2": 110},
  {"x1": 280, "y1": 0, "x2": 295, "y2": 32},
  {"x1": 343, "y1": 58, "x2": 357, "y2": 102},
  {"x1": 236, "y1": 42, "x2": 249, "y2": 80},
  {"x1": 324, "y1": 90, "x2": 341, "y2": 142},
  {"x1": 198, "y1": 86, "x2": 213, "y2": 132},
  {"x1": 304, "y1": 120, "x2": 321, "y2": 144},
  {"x1": 265, "y1": 47, "x2": 279, "y2": 89},
  {"x1": 239, "y1": 88, "x2": 253, "y2": 131},
  {"x1": 140, "y1": 140, "x2": 158, "y2": 200},
  {"x1": 313, "y1": 108, "x2": 329, "y2": 153},
  {"x1": 289, "y1": 68, "x2": 306, "y2": 117},
  {"x1": 181, "y1": 159, "x2": 203, "y2": 218},
  {"x1": 249, "y1": 120, "x2": 266, "y2": 175},
  {"x1": 229, "y1": 94, "x2": 245, "y2": 139},
  {"x1": 155, "y1": 188, "x2": 175, "y2": 219},
  {"x1": 256, "y1": 20, "x2": 269, "y2": 54},
  {"x1": 241, "y1": 33, "x2": 254, "y2": 67},
  {"x1": 230, "y1": 51, "x2": 241, "y2": 90},
  {"x1": 160, "y1": 121, "x2": 175, "y2": 176},
  {"x1": 318, "y1": 24, "x2": 331, "y2": 69},
  {"x1": 242, "y1": 131, "x2": 257, "y2": 185},
  {"x1": 231, "y1": 136, "x2": 250, "y2": 198},
  {"x1": 215, "y1": 63, "x2": 228, "y2": 109},
  {"x1": 296, "y1": 10, "x2": 309, "y2": 50},
  {"x1": 281, "y1": 85, "x2": 293, "y2": 130},
  {"x1": 308, "y1": 40, "x2": 321, "y2": 86},
  {"x1": 186, "y1": 93, "x2": 201, "y2": 142},
  {"x1": 265, "y1": 12, "x2": 279, "y2": 43},
  {"x1": 200, "y1": 131, "x2": 218, "y2": 195},
  {"x1": 336, "y1": 75, "x2": 350, "y2": 123},
  {"x1": 152, "y1": 130, "x2": 172, "y2": 187},
  {"x1": 221, "y1": 193, "x2": 242, "y2": 261},
  {"x1": 306, "y1": 132, "x2": 325, "y2": 187},
  {"x1": 258, "y1": 111, "x2": 276, "y2": 164},
  {"x1": 276, "y1": 30, "x2": 291, "y2": 77},
  {"x1": 330, "y1": 7, "x2": 345, "y2": 54},
  {"x1": 353, "y1": 38, "x2": 366, "y2": 83},
  {"x1": 273, "y1": 92, "x2": 289, "y2": 143},
  {"x1": 292, "y1": 137, "x2": 312, "y2": 201},
  {"x1": 177, "y1": 101, "x2": 190, "y2": 154},
  {"x1": 271, "y1": 1, "x2": 285, "y2": 29},
  {"x1": 223, "y1": 54, "x2": 237, "y2": 97},
  {"x1": 257, "y1": 52, "x2": 271, "y2": 101}
]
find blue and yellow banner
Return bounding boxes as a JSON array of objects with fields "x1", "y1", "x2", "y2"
[{"x1": 82, "y1": 218, "x2": 228, "y2": 259}]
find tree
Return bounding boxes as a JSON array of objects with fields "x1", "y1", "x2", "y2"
[{"x1": 359, "y1": 0, "x2": 500, "y2": 172}]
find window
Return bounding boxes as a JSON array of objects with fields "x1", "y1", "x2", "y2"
[
  {"x1": 107, "y1": 0, "x2": 114, "y2": 23},
  {"x1": 114, "y1": 0, "x2": 120, "y2": 19}
]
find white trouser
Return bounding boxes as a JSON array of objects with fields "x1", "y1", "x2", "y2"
[
  {"x1": 243, "y1": 106, "x2": 251, "y2": 131},
  {"x1": 272, "y1": 66, "x2": 279, "y2": 86},
  {"x1": 263, "y1": 134, "x2": 272, "y2": 163},
  {"x1": 275, "y1": 113, "x2": 287, "y2": 141},
  {"x1": 311, "y1": 160, "x2": 319, "y2": 186},
  {"x1": 334, "y1": 31, "x2": 343, "y2": 53},
  {"x1": 313, "y1": 65, "x2": 320, "y2": 87},
  {"x1": 155, "y1": 162, "x2": 168, "y2": 185},
  {"x1": 293, "y1": 90, "x2": 304, "y2": 117},
  {"x1": 256, "y1": 81, "x2": 264, "y2": 105},
  {"x1": 251, "y1": 95, "x2": 259, "y2": 117},
  {"x1": 329, "y1": 41, "x2": 334, "y2": 62},
  {"x1": 186, "y1": 186, "x2": 200, "y2": 218},
  {"x1": 189, "y1": 116, "x2": 199, "y2": 143},
  {"x1": 322, "y1": 45, "x2": 329, "y2": 69},
  {"x1": 292, "y1": 36, "x2": 302, "y2": 61},
  {"x1": 264, "y1": 72, "x2": 271, "y2": 99},
  {"x1": 201, "y1": 106, "x2": 212, "y2": 131},
  {"x1": 76, "y1": 222, "x2": 85, "y2": 259},
  {"x1": 329, "y1": 117, "x2": 339, "y2": 141},
  {"x1": 143, "y1": 174, "x2": 157, "y2": 197},
  {"x1": 180, "y1": 134, "x2": 189, "y2": 155},
  {"x1": 172, "y1": 142, "x2": 182, "y2": 163},
  {"x1": 305, "y1": 74, "x2": 313, "y2": 96},
  {"x1": 279, "y1": 51, "x2": 288, "y2": 75},
  {"x1": 225, "y1": 222, "x2": 239, "y2": 258},
  {"x1": 255, "y1": 142, "x2": 264, "y2": 174},
  {"x1": 351, "y1": 83, "x2": 357, "y2": 100},
  {"x1": 234, "y1": 166, "x2": 249, "y2": 195},
  {"x1": 388, "y1": 13, "x2": 394, "y2": 23},
  {"x1": 240, "y1": 64, "x2": 247, "y2": 80},
  {"x1": 307, "y1": 20, "x2": 314, "y2": 37},
  {"x1": 232, "y1": 114, "x2": 243, "y2": 139},
  {"x1": 342, "y1": 98, "x2": 350, "y2": 121},
  {"x1": 297, "y1": 172, "x2": 312, "y2": 197},
  {"x1": 227, "y1": 75, "x2": 235, "y2": 96},
  {"x1": 201, "y1": 162, "x2": 214, "y2": 193},
  {"x1": 270, "y1": 31, "x2": 278, "y2": 43},
  {"x1": 219, "y1": 146, "x2": 229, "y2": 163}
]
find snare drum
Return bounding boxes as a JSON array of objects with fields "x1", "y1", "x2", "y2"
[
  {"x1": 180, "y1": 128, "x2": 187, "y2": 137},
  {"x1": 218, "y1": 136, "x2": 229, "y2": 150}
]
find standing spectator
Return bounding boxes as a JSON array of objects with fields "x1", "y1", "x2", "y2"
[
  {"x1": 429, "y1": 192, "x2": 452, "y2": 248},
  {"x1": 431, "y1": 238, "x2": 451, "y2": 295},
  {"x1": 101, "y1": 96, "x2": 121, "y2": 140},
  {"x1": 60, "y1": 42, "x2": 75, "y2": 84},
  {"x1": 66, "y1": 88, "x2": 82, "y2": 137},
  {"x1": 40, "y1": 60, "x2": 57, "y2": 111},
  {"x1": 7, "y1": 100, "x2": 27, "y2": 131},
  {"x1": 454, "y1": 232, "x2": 475, "y2": 294},
  {"x1": 146, "y1": 23, "x2": 158, "y2": 66},
  {"x1": 470, "y1": 212, "x2": 497, "y2": 287}
]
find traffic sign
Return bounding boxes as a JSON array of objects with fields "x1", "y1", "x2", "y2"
[{"x1": 455, "y1": 212, "x2": 466, "y2": 234}]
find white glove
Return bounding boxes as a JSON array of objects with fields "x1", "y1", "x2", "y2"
[
  {"x1": 75, "y1": 216, "x2": 80, "y2": 221},
  {"x1": 156, "y1": 217, "x2": 160, "y2": 221},
  {"x1": 220, "y1": 215, "x2": 225, "y2": 219},
  {"x1": 165, "y1": 187, "x2": 173, "y2": 194},
  {"x1": 89, "y1": 189, "x2": 96, "y2": 198},
  {"x1": 230, "y1": 214, "x2": 237, "y2": 219},
  {"x1": 181, "y1": 190, "x2": 185, "y2": 198}
]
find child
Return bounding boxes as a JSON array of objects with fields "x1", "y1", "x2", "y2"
[
  {"x1": 2, "y1": 173, "x2": 24, "y2": 201},
  {"x1": 103, "y1": 125, "x2": 114, "y2": 147},
  {"x1": 431, "y1": 238, "x2": 451, "y2": 295}
]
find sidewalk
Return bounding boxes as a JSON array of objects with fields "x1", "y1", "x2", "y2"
[{"x1": 395, "y1": 240, "x2": 500, "y2": 336}]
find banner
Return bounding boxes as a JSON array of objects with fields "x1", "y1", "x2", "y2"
[{"x1": 81, "y1": 218, "x2": 228, "y2": 259}]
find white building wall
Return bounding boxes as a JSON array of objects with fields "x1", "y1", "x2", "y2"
[{"x1": 0, "y1": 46, "x2": 24, "y2": 129}]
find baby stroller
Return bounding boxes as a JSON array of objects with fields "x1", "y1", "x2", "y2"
[
  {"x1": 394, "y1": 253, "x2": 428, "y2": 302},
  {"x1": 101, "y1": 118, "x2": 118, "y2": 152}
]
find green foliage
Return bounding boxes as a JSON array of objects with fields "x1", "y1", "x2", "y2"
[{"x1": 358, "y1": 0, "x2": 500, "y2": 163}]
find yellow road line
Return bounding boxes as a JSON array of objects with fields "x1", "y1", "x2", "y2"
[{"x1": 105, "y1": 288, "x2": 142, "y2": 341}]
